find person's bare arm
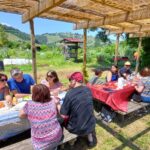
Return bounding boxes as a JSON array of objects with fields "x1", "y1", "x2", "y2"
[
  {"x1": 106, "y1": 71, "x2": 112, "y2": 82},
  {"x1": 19, "y1": 109, "x2": 27, "y2": 118},
  {"x1": 11, "y1": 90, "x2": 31, "y2": 99},
  {"x1": 135, "y1": 85, "x2": 144, "y2": 93}
]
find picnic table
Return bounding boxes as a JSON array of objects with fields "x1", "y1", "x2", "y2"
[
  {"x1": 0, "y1": 93, "x2": 77, "y2": 149},
  {"x1": 0, "y1": 102, "x2": 30, "y2": 140},
  {"x1": 87, "y1": 82, "x2": 135, "y2": 112}
]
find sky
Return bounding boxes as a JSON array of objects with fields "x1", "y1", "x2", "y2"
[{"x1": 0, "y1": 12, "x2": 98, "y2": 36}]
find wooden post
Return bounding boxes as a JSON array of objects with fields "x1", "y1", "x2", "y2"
[
  {"x1": 114, "y1": 34, "x2": 120, "y2": 65},
  {"x1": 29, "y1": 19, "x2": 37, "y2": 83},
  {"x1": 135, "y1": 36, "x2": 142, "y2": 73},
  {"x1": 83, "y1": 28, "x2": 87, "y2": 83}
]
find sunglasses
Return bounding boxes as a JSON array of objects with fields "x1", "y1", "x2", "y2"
[
  {"x1": 0, "y1": 79, "x2": 7, "y2": 82},
  {"x1": 47, "y1": 75, "x2": 54, "y2": 78}
]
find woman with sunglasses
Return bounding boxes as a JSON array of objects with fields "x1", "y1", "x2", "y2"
[
  {"x1": 0, "y1": 73, "x2": 12, "y2": 106},
  {"x1": 41, "y1": 70, "x2": 63, "y2": 96}
]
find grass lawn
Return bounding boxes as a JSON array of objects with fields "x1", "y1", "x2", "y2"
[{"x1": 2, "y1": 60, "x2": 150, "y2": 150}]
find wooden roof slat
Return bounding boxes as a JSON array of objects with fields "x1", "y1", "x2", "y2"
[
  {"x1": 0, "y1": 5, "x2": 27, "y2": 14},
  {"x1": 92, "y1": 0, "x2": 133, "y2": 11},
  {"x1": 22, "y1": 0, "x2": 67, "y2": 23},
  {"x1": 50, "y1": 7, "x2": 101, "y2": 20},
  {"x1": 75, "y1": 7, "x2": 150, "y2": 29},
  {"x1": 60, "y1": 0, "x2": 125, "y2": 17},
  {"x1": 40, "y1": 12, "x2": 80, "y2": 23},
  {"x1": 60, "y1": 3, "x2": 105, "y2": 18},
  {"x1": 46, "y1": 10, "x2": 89, "y2": 21}
]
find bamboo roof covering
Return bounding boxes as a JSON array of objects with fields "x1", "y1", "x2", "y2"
[{"x1": 1, "y1": 0, "x2": 150, "y2": 35}]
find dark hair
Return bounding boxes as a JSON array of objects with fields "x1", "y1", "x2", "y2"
[
  {"x1": 92, "y1": 68, "x2": 102, "y2": 76},
  {"x1": 32, "y1": 84, "x2": 51, "y2": 103},
  {"x1": 112, "y1": 65, "x2": 118, "y2": 69},
  {"x1": 46, "y1": 70, "x2": 59, "y2": 83},
  {"x1": 0, "y1": 73, "x2": 8, "y2": 81},
  {"x1": 140, "y1": 67, "x2": 150, "y2": 77},
  {"x1": 111, "y1": 65, "x2": 118, "y2": 73}
]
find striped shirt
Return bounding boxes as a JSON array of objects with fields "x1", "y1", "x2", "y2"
[{"x1": 141, "y1": 76, "x2": 150, "y2": 97}]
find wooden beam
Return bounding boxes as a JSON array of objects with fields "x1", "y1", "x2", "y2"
[
  {"x1": 114, "y1": 34, "x2": 120, "y2": 65},
  {"x1": 83, "y1": 28, "x2": 87, "y2": 83},
  {"x1": 106, "y1": 24, "x2": 150, "y2": 34},
  {"x1": 22, "y1": 0, "x2": 66, "y2": 23},
  {"x1": 75, "y1": 7, "x2": 150, "y2": 29},
  {"x1": 29, "y1": 19, "x2": 37, "y2": 83},
  {"x1": 129, "y1": 32, "x2": 150, "y2": 38},
  {"x1": 135, "y1": 37, "x2": 142, "y2": 73},
  {"x1": 40, "y1": 13, "x2": 80, "y2": 23}
]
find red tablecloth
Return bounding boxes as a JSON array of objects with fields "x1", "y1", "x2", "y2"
[{"x1": 87, "y1": 82, "x2": 135, "y2": 112}]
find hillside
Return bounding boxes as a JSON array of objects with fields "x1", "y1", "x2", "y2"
[{"x1": 0, "y1": 23, "x2": 95, "y2": 46}]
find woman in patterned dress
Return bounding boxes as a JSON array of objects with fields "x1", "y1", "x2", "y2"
[{"x1": 19, "y1": 84, "x2": 62, "y2": 150}]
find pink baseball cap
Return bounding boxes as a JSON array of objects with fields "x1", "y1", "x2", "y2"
[{"x1": 68, "y1": 72, "x2": 83, "y2": 83}]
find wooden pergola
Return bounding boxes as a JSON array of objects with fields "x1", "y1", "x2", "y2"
[{"x1": 1, "y1": 0, "x2": 150, "y2": 81}]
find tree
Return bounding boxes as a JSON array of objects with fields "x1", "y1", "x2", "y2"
[
  {"x1": 0, "y1": 25, "x2": 8, "y2": 47},
  {"x1": 90, "y1": 28, "x2": 110, "y2": 47}
]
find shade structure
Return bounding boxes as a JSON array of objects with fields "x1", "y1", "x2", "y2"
[{"x1": 0, "y1": 0, "x2": 150, "y2": 34}]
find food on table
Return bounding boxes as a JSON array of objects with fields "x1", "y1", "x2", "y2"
[{"x1": 0, "y1": 101, "x2": 5, "y2": 108}]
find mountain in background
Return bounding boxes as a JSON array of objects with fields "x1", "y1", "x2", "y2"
[{"x1": 0, "y1": 23, "x2": 95, "y2": 46}]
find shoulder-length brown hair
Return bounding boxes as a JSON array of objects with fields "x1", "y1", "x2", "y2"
[
  {"x1": 32, "y1": 84, "x2": 51, "y2": 103},
  {"x1": 46, "y1": 70, "x2": 59, "y2": 83}
]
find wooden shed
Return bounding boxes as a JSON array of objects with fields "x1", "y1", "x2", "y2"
[{"x1": 60, "y1": 38, "x2": 83, "y2": 60}]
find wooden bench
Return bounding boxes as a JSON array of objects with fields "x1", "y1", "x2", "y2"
[
  {"x1": 93, "y1": 99, "x2": 150, "y2": 122},
  {"x1": 117, "y1": 101, "x2": 150, "y2": 121},
  {"x1": 1, "y1": 129, "x2": 77, "y2": 150}
]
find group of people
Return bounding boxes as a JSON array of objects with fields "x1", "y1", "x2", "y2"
[
  {"x1": 89, "y1": 61, "x2": 150, "y2": 103},
  {"x1": 0, "y1": 68, "x2": 96, "y2": 150},
  {"x1": 1, "y1": 63, "x2": 150, "y2": 150}
]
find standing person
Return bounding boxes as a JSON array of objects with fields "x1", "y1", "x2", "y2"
[
  {"x1": 0, "y1": 73, "x2": 12, "y2": 105},
  {"x1": 106, "y1": 65, "x2": 119, "y2": 82},
  {"x1": 7, "y1": 68, "x2": 35, "y2": 98},
  {"x1": 60, "y1": 72, "x2": 97, "y2": 148},
  {"x1": 119, "y1": 61, "x2": 132, "y2": 76},
  {"x1": 19, "y1": 84, "x2": 62, "y2": 150},
  {"x1": 41, "y1": 70, "x2": 63, "y2": 96}
]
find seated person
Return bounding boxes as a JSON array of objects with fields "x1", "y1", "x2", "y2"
[
  {"x1": 119, "y1": 61, "x2": 132, "y2": 76},
  {"x1": 88, "y1": 68, "x2": 106, "y2": 85},
  {"x1": 7, "y1": 68, "x2": 35, "y2": 98},
  {"x1": 41, "y1": 70, "x2": 63, "y2": 96},
  {"x1": 19, "y1": 84, "x2": 62, "y2": 150},
  {"x1": 117, "y1": 73, "x2": 128, "y2": 89},
  {"x1": 60, "y1": 72, "x2": 97, "y2": 148},
  {"x1": 133, "y1": 67, "x2": 150, "y2": 103},
  {"x1": 106, "y1": 65, "x2": 118, "y2": 82},
  {"x1": 0, "y1": 73, "x2": 12, "y2": 105}
]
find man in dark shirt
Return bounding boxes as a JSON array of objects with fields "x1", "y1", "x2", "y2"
[
  {"x1": 119, "y1": 61, "x2": 132, "y2": 76},
  {"x1": 60, "y1": 72, "x2": 96, "y2": 147}
]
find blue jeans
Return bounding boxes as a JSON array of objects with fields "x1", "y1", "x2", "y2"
[{"x1": 141, "y1": 95, "x2": 150, "y2": 103}]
